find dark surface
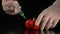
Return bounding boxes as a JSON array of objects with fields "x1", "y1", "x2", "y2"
[
  {"x1": 0, "y1": 23, "x2": 60, "y2": 34},
  {"x1": 0, "y1": 0, "x2": 60, "y2": 34}
]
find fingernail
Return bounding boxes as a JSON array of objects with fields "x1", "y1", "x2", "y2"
[{"x1": 35, "y1": 23, "x2": 39, "y2": 26}]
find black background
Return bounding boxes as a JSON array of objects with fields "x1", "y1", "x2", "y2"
[
  {"x1": 0, "y1": 0, "x2": 56, "y2": 23},
  {"x1": 0, "y1": 0, "x2": 60, "y2": 32}
]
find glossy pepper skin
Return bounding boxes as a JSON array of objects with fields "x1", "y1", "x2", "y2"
[
  {"x1": 25, "y1": 19, "x2": 40, "y2": 30},
  {"x1": 32, "y1": 25, "x2": 40, "y2": 30},
  {"x1": 25, "y1": 19, "x2": 35, "y2": 29}
]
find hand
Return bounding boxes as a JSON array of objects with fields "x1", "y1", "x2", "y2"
[
  {"x1": 2, "y1": 0, "x2": 21, "y2": 15},
  {"x1": 35, "y1": 0, "x2": 60, "y2": 30}
]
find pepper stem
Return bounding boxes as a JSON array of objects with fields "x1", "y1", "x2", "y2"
[{"x1": 33, "y1": 17, "x2": 35, "y2": 20}]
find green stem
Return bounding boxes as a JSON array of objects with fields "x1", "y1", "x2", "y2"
[{"x1": 33, "y1": 17, "x2": 35, "y2": 20}]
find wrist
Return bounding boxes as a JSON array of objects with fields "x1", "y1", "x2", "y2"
[{"x1": 48, "y1": 0, "x2": 60, "y2": 10}]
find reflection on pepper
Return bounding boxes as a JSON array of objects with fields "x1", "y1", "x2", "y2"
[{"x1": 25, "y1": 29, "x2": 39, "y2": 34}]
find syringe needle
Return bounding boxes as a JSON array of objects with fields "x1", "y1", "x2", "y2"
[
  {"x1": 22, "y1": 15, "x2": 26, "y2": 19},
  {"x1": 19, "y1": 10, "x2": 26, "y2": 19}
]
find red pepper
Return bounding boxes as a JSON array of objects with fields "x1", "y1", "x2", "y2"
[
  {"x1": 25, "y1": 18, "x2": 40, "y2": 30},
  {"x1": 32, "y1": 25, "x2": 39, "y2": 30},
  {"x1": 25, "y1": 19, "x2": 35, "y2": 29}
]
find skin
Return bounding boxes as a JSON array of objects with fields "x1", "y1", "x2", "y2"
[
  {"x1": 2, "y1": 0, "x2": 21, "y2": 15},
  {"x1": 35, "y1": 0, "x2": 60, "y2": 30}
]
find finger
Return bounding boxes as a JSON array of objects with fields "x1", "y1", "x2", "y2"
[
  {"x1": 13, "y1": 1, "x2": 20, "y2": 8},
  {"x1": 51, "y1": 19, "x2": 59, "y2": 28},
  {"x1": 35, "y1": 11, "x2": 45, "y2": 26},
  {"x1": 6, "y1": 1, "x2": 20, "y2": 15},
  {"x1": 45, "y1": 30, "x2": 50, "y2": 34},
  {"x1": 40, "y1": 30, "x2": 44, "y2": 34},
  {"x1": 41, "y1": 14, "x2": 50, "y2": 30},
  {"x1": 45, "y1": 16, "x2": 55, "y2": 30},
  {"x1": 50, "y1": 31, "x2": 55, "y2": 34},
  {"x1": 13, "y1": 1, "x2": 21, "y2": 13}
]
